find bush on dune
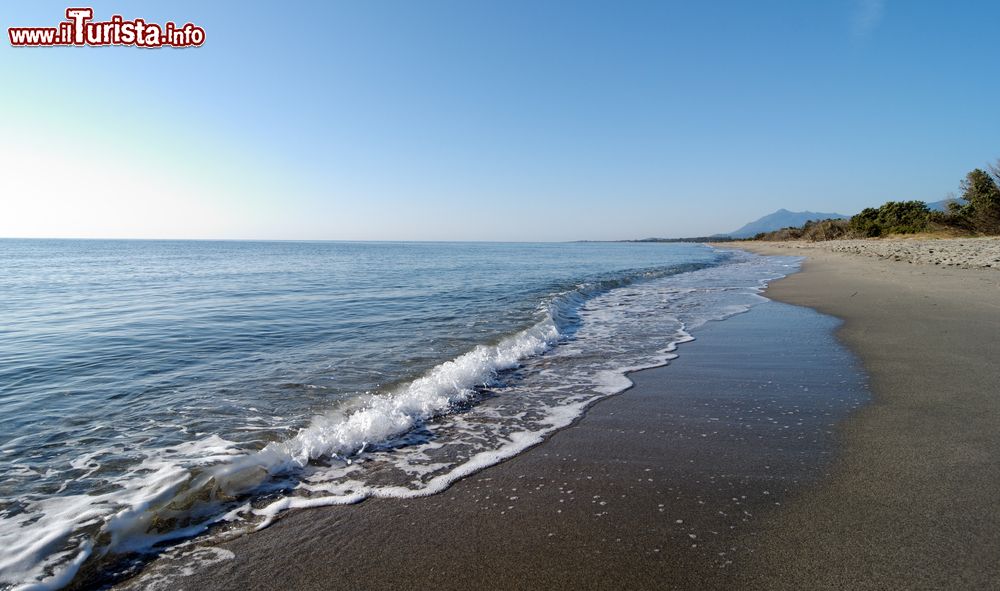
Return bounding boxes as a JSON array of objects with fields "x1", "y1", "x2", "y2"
[
  {"x1": 801, "y1": 218, "x2": 851, "y2": 240},
  {"x1": 754, "y1": 218, "x2": 849, "y2": 241},
  {"x1": 848, "y1": 201, "x2": 931, "y2": 237}
]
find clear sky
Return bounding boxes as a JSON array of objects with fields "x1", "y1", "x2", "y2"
[{"x1": 1, "y1": 0, "x2": 998, "y2": 241}]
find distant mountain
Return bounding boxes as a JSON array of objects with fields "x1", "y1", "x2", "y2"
[
  {"x1": 719, "y1": 209, "x2": 849, "y2": 239},
  {"x1": 926, "y1": 198, "x2": 966, "y2": 212}
]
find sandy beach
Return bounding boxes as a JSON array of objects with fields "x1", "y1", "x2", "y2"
[
  {"x1": 116, "y1": 241, "x2": 1000, "y2": 590},
  {"x1": 734, "y1": 241, "x2": 1000, "y2": 589}
]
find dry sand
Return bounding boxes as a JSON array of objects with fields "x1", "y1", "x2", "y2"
[{"x1": 750, "y1": 236, "x2": 1000, "y2": 269}]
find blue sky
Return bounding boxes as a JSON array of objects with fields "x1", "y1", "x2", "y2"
[{"x1": 1, "y1": 0, "x2": 998, "y2": 240}]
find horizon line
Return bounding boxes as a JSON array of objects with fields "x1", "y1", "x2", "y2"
[{"x1": 0, "y1": 236, "x2": 695, "y2": 244}]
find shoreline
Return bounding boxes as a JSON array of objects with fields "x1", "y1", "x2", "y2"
[
  {"x1": 116, "y1": 244, "x2": 1000, "y2": 590},
  {"x1": 116, "y1": 282, "x2": 868, "y2": 590}
]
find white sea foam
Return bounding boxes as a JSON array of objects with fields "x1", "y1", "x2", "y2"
[
  {"x1": 0, "y1": 248, "x2": 800, "y2": 591},
  {"x1": 265, "y1": 318, "x2": 560, "y2": 469}
]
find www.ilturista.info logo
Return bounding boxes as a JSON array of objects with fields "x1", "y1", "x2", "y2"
[{"x1": 8, "y1": 8, "x2": 205, "y2": 47}]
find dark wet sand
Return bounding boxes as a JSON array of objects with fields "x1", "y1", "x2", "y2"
[{"x1": 121, "y1": 298, "x2": 867, "y2": 590}]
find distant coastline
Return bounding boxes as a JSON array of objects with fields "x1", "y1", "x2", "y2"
[{"x1": 574, "y1": 236, "x2": 737, "y2": 243}]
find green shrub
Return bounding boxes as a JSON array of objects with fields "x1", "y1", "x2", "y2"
[
  {"x1": 801, "y1": 218, "x2": 850, "y2": 240},
  {"x1": 848, "y1": 207, "x2": 883, "y2": 237},
  {"x1": 847, "y1": 201, "x2": 930, "y2": 236},
  {"x1": 754, "y1": 219, "x2": 848, "y2": 241}
]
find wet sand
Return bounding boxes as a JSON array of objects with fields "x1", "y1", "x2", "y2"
[
  {"x1": 120, "y1": 245, "x2": 1000, "y2": 590},
  {"x1": 119, "y1": 299, "x2": 866, "y2": 591}
]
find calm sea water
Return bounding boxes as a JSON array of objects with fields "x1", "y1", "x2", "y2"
[{"x1": 0, "y1": 240, "x2": 798, "y2": 589}]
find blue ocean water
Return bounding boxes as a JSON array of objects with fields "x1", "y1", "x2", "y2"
[{"x1": 0, "y1": 240, "x2": 798, "y2": 589}]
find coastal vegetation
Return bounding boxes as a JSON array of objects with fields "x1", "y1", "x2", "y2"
[{"x1": 753, "y1": 162, "x2": 1000, "y2": 241}]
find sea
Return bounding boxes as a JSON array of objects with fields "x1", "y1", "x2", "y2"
[{"x1": 0, "y1": 239, "x2": 800, "y2": 589}]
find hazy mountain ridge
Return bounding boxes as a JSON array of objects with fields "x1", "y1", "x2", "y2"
[
  {"x1": 719, "y1": 209, "x2": 849, "y2": 238},
  {"x1": 926, "y1": 198, "x2": 966, "y2": 212}
]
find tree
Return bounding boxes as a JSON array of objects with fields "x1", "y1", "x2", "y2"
[
  {"x1": 988, "y1": 159, "x2": 1000, "y2": 185},
  {"x1": 958, "y1": 168, "x2": 1000, "y2": 233}
]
